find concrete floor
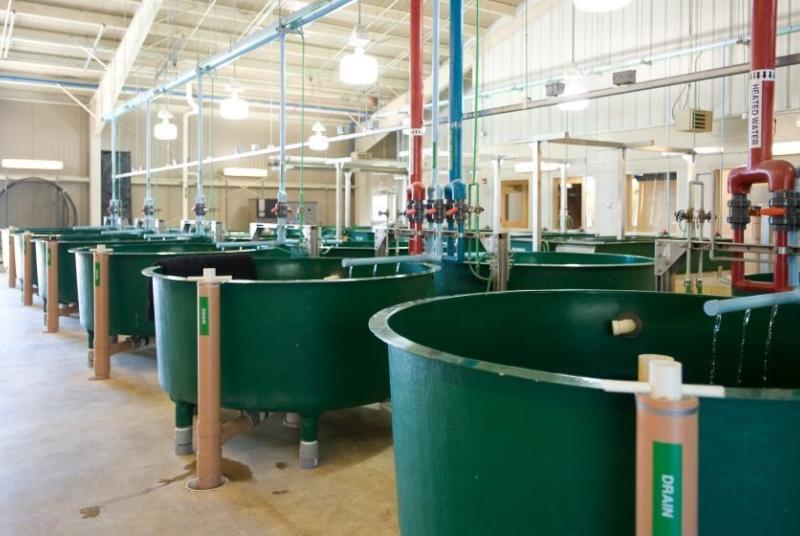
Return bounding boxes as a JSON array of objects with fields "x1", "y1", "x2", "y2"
[{"x1": 0, "y1": 285, "x2": 399, "y2": 535}]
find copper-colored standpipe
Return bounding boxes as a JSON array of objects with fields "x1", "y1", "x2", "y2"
[
  {"x1": 22, "y1": 232, "x2": 33, "y2": 306},
  {"x1": 6, "y1": 230, "x2": 16, "y2": 289},
  {"x1": 92, "y1": 246, "x2": 112, "y2": 380},
  {"x1": 636, "y1": 358, "x2": 698, "y2": 536},
  {"x1": 188, "y1": 268, "x2": 232, "y2": 491},
  {"x1": 45, "y1": 240, "x2": 59, "y2": 332}
]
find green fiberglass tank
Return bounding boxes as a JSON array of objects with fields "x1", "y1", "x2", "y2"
[
  {"x1": 72, "y1": 242, "x2": 282, "y2": 347},
  {"x1": 370, "y1": 290, "x2": 800, "y2": 535},
  {"x1": 145, "y1": 256, "x2": 437, "y2": 466},
  {"x1": 436, "y1": 252, "x2": 654, "y2": 295}
]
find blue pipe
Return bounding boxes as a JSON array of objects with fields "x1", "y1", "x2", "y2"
[
  {"x1": 447, "y1": 0, "x2": 466, "y2": 261},
  {"x1": 703, "y1": 290, "x2": 800, "y2": 316}
]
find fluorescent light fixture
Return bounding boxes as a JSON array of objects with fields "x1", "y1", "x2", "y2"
[
  {"x1": 772, "y1": 141, "x2": 800, "y2": 156},
  {"x1": 308, "y1": 121, "x2": 330, "y2": 151},
  {"x1": 573, "y1": 0, "x2": 632, "y2": 12},
  {"x1": 339, "y1": 46, "x2": 378, "y2": 86},
  {"x1": 153, "y1": 110, "x2": 178, "y2": 141},
  {"x1": 514, "y1": 162, "x2": 566, "y2": 173},
  {"x1": 220, "y1": 82, "x2": 249, "y2": 120},
  {"x1": 223, "y1": 167, "x2": 268, "y2": 178},
  {"x1": 1, "y1": 158, "x2": 63, "y2": 170},
  {"x1": 693, "y1": 146, "x2": 724, "y2": 155}
]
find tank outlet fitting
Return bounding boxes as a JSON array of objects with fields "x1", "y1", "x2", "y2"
[
  {"x1": 299, "y1": 440, "x2": 319, "y2": 469},
  {"x1": 610, "y1": 313, "x2": 642, "y2": 337},
  {"x1": 649, "y1": 360, "x2": 683, "y2": 401},
  {"x1": 638, "y1": 354, "x2": 674, "y2": 382},
  {"x1": 175, "y1": 426, "x2": 194, "y2": 455}
]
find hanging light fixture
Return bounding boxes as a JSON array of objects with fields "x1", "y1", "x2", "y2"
[
  {"x1": 220, "y1": 81, "x2": 249, "y2": 120},
  {"x1": 339, "y1": 0, "x2": 378, "y2": 85},
  {"x1": 308, "y1": 121, "x2": 330, "y2": 151},
  {"x1": 573, "y1": 0, "x2": 631, "y2": 12},
  {"x1": 557, "y1": 73, "x2": 589, "y2": 112},
  {"x1": 153, "y1": 109, "x2": 178, "y2": 141}
]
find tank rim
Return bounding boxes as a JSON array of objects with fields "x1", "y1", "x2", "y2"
[
  {"x1": 142, "y1": 259, "x2": 440, "y2": 284},
  {"x1": 368, "y1": 289, "x2": 800, "y2": 402},
  {"x1": 451, "y1": 252, "x2": 654, "y2": 269},
  {"x1": 67, "y1": 244, "x2": 252, "y2": 256}
]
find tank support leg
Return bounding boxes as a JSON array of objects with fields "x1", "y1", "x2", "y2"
[
  {"x1": 299, "y1": 414, "x2": 320, "y2": 469},
  {"x1": 174, "y1": 401, "x2": 195, "y2": 455}
]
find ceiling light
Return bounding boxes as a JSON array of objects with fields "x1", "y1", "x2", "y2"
[
  {"x1": 308, "y1": 121, "x2": 330, "y2": 152},
  {"x1": 153, "y1": 110, "x2": 178, "y2": 141},
  {"x1": 693, "y1": 146, "x2": 724, "y2": 155},
  {"x1": 1, "y1": 159, "x2": 63, "y2": 170},
  {"x1": 220, "y1": 82, "x2": 249, "y2": 120},
  {"x1": 573, "y1": 0, "x2": 632, "y2": 13},
  {"x1": 772, "y1": 141, "x2": 800, "y2": 156},
  {"x1": 557, "y1": 74, "x2": 589, "y2": 112},
  {"x1": 339, "y1": 46, "x2": 378, "y2": 86},
  {"x1": 349, "y1": 24, "x2": 370, "y2": 48},
  {"x1": 223, "y1": 167, "x2": 268, "y2": 178}
]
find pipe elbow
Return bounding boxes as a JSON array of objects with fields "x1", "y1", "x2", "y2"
[{"x1": 761, "y1": 159, "x2": 797, "y2": 193}]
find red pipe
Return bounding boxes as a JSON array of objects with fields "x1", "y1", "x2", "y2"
[
  {"x1": 727, "y1": 0, "x2": 796, "y2": 293},
  {"x1": 407, "y1": 0, "x2": 425, "y2": 255}
]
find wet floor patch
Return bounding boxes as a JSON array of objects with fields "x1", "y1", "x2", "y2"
[
  {"x1": 80, "y1": 457, "x2": 252, "y2": 518},
  {"x1": 275, "y1": 462, "x2": 288, "y2": 470}
]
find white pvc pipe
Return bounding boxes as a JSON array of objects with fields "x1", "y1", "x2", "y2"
[
  {"x1": 334, "y1": 163, "x2": 342, "y2": 241},
  {"x1": 182, "y1": 81, "x2": 198, "y2": 221},
  {"x1": 491, "y1": 157, "x2": 501, "y2": 232},
  {"x1": 529, "y1": 142, "x2": 541, "y2": 252}
]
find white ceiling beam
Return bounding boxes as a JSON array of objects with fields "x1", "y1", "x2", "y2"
[{"x1": 90, "y1": 0, "x2": 162, "y2": 133}]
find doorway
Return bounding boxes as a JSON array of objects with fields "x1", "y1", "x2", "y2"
[
  {"x1": 500, "y1": 180, "x2": 528, "y2": 229},
  {"x1": 551, "y1": 176, "x2": 584, "y2": 230}
]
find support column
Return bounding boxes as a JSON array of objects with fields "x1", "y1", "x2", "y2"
[
  {"x1": 344, "y1": 171, "x2": 353, "y2": 229},
  {"x1": 89, "y1": 128, "x2": 103, "y2": 226},
  {"x1": 22, "y1": 232, "x2": 33, "y2": 306},
  {"x1": 618, "y1": 148, "x2": 628, "y2": 240},
  {"x1": 7, "y1": 230, "x2": 16, "y2": 288},
  {"x1": 45, "y1": 240, "x2": 59, "y2": 332},
  {"x1": 491, "y1": 157, "x2": 502, "y2": 232},
  {"x1": 529, "y1": 142, "x2": 541, "y2": 252},
  {"x1": 559, "y1": 164, "x2": 568, "y2": 233}
]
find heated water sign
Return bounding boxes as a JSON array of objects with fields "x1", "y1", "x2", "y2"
[
  {"x1": 653, "y1": 441, "x2": 682, "y2": 536},
  {"x1": 749, "y1": 69, "x2": 775, "y2": 150}
]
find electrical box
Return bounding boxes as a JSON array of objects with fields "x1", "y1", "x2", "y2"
[
  {"x1": 546, "y1": 81, "x2": 565, "y2": 98},
  {"x1": 612, "y1": 69, "x2": 637, "y2": 86},
  {"x1": 675, "y1": 109, "x2": 713, "y2": 133},
  {"x1": 249, "y1": 198, "x2": 318, "y2": 225}
]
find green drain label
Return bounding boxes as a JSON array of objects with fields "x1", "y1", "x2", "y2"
[
  {"x1": 47, "y1": 248, "x2": 51, "y2": 267},
  {"x1": 199, "y1": 296, "x2": 210, "y2": 336},
  {"x1": 94, "y1": 261, "x2": 100, "y2": 287},
  {"x1": 653, "y1": 441, "x2": 682, "y2": 536}
]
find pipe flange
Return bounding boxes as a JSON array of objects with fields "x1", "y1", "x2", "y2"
[
  {"x1": 727, "y1": 194, "x2": 751, "y2": 229},
  {"x1": 769, "y1": 190, "x2": 800, "y2": 230}
]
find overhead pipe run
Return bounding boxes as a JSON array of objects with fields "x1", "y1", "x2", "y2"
[
  {"x1": 445, "y1": 0, "x2": 467, "y2": 260},
  {"x1": 405, "y1": 0, "x2": 425, "y2": 256},
  {"x1": 727, "y1": 0, "x2": 798, "y2": 293}
]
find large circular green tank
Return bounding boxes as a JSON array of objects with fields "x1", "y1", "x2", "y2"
[
  {"x1": 370, "y1": 290, "x2": 800, "y2": 535},
  {"x1": 72, "y1": 242, "x2": 283, "y2": 344},
  {"x1": 144, "y1": 256, "x2": 437, "y2": 466},
  {"x1": 436, "y1": 252, "x2": 654, "y2": 295}
]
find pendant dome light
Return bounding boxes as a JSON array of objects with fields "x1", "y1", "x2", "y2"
[
  {"x1": 339, "y1": 0, "x2": 378, "y2": 86},
  {"x1": 557, "y1": 72, "x2": 589, "y2": 112},
  {"x1": 308, "y1": 121, "x2": 330, "y2": 151},
  {"x1": 573, "y1": 0, "x2": 631, "y2": 12},
  {"x1": 154, "y1": 109, "x2": 178, "y2": 141},
  {"x1": 220, "y1": 80, "x2": 249, "y2": 120}
]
